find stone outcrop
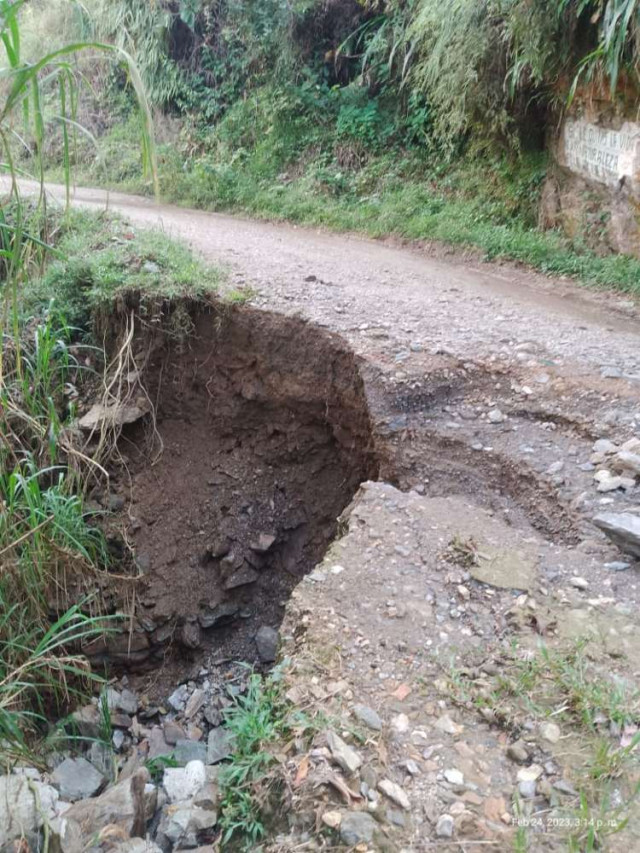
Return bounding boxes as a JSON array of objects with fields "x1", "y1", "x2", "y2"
[{"x1": 541, "y1": 94, "x2": 640, "y2": 258}]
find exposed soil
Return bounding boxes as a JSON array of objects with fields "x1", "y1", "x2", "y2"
[
  {"x1": 34, "y1": 181, "x2": 640, "y2": 850},
  {"x1": 107, "y1": 304, "x2": 376, "y2": 691}
]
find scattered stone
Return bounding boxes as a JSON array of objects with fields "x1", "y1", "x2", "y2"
[
  {"x1": 435, "y1": 714, "x2": 461, "y2": 735},
  {"x1": 518, "y1": 779, "x2": 537, "y2": 799},
  {"x1": 444, "y1": 768, "x2": 464, "y2": 786},
  {"x1": 436, "y1": 813, "x2": 455, "y2": 838},
  {"x1": 163, "y1": 760, "x2": 206, "y2": 804},
  {"x1": 70, "y1": 703, "x2": 102, "y2": 739},
  {"x1": 118, "y1": 689, "x2": 139, "y2": 715},
  {"x1": 613, "y1": 451, "x2": 640, "y2": 476},
  {"x1": 570, "y1": 577, "x2": 589, "y2": 590},
  {"x1": 353, "y1": 703, "x2": 382, "y2": 731},
  {"x1": 185, "y1": 688, "x2": 206, "y2": 719},
  {"x1": 199, "y1": 602, "x2": 239, "y2": 628},
  {"x1": 402, "y1": 759, "x2": 420, "y2": 776},
  {"x1": 207, "y1": 727, "x2": 234, "y2": 764},
  {"x1": 483, "y1": 796, "x2": 507, "y2": 823},
  {"x1": 546, "y1": 460, "x2": 565, "y2": 475},
  {"x1": 156, "y1": 801, "x2": 218, "y2": 849},
  {"x1": 594, "y1": 470, "x2": 635, "y2": 492},
  {"x1": 180, "y1": 621, "x2": 202, "y2": 649},
  {"x1": 506, "y1": 740, "x2": 529, "y2": 764},
  {"x1": 517, "y1": 765, "x2": 543, "y2": 783},
  {"x1": 340, "y1": 811, "x2": 378, "y2": 845},
  {"x1": 554, "y1": 779, "x2": 578, "y2": 796},
  {"x1": 593, "y1": 439, "x2": 617, "y2": 454},
  {"x1": 56, "y1": 768, "x2": 149, "y2": 844},
  {"x1": 593, "y1": 512, "x2": 640, "y2": 558},
  {"x1": 250, "y1": 532, "x2": 276, "y2": 552},
  {"x1": 378, "y1": 778, "x2": 411, "y2": 810},
  {"x1": 487, "y1": 409, "x2": 505, "y2": 424},
  {"x1": 163, "y1": 720, "x2": 186, "y2": 745},
  {"x1": 255, "y1": 625, "x2": 279, "y2": 662},
  {"x1": 167, "y1": 684, "x2": 189, "y2": 713},
  {"x1": 601, "y1": 366, "x2": 622, "y2": 379},
  {"x1": 224, "y1": 564, "x2": 259, "y2": 589},
  {"x1": 0, "y1": 776, "x2": 59, "y2": 848},
  {"x1": 113, "y1": 842, "x2": 162, "y2": 853},
  {"x1": 388, "y1": 808, "x2": 407, "y2": 827},
  {"x1": 174, "y1": 739, "x2": 207, "y2": 766},
  {"x1": 79, "y1": 400, "x2": 150, "y2": 431},
  {"x1": 391, "y1": 713, "x2": 409, "y2": 734},
  {"x1": 51, "y1": 757, "x2": 105, "y2": 802},
  {"x1": 604, "y1": 561, "x2": 631, "y2": 572},
  {"x1": 322, "y1": 810, "x2": 342, "y2": 829},
  {"x1": 326, "y1": 730, "x2": 362, "y2": 774},
  {"x1": 539, "y1": 722, "x2": 561, "y2": 744}
]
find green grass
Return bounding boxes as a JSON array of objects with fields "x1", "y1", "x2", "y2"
[
  {"x1": 218, "y1": 665, "x2": 316, "y2": 849},
  {"x1": 22, "y1": 209, "x2": 222, "y2": 328},
  {"x1": 449, "y1": 640, "x2": 640, "y2": 850},
  {"x1": 0, "y1": 205, "x2": 223, "y2": 763},
  {"x1": 45, "y1": 108, "x2": 640, "y2": 296}
]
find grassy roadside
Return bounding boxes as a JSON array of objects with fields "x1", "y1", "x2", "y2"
[
  {"x1": 1, "y1": 208, "x2": 222, "y2": 761},
  {"x1": 45, "y1": 114, "x2": 640, "y2": 297}
]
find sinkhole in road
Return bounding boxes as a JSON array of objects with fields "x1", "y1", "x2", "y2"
[{"x1": 103, "y1": 302, "x2": 378, "y2": 685}]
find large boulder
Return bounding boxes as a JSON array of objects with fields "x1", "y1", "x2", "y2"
[{"x1": 593, "y1": 512, "x2": 640, "y2": 558}]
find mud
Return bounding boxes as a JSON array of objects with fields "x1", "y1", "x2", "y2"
[{"x1": 95, "y1": 303, "x2": 377, "y2": 684}]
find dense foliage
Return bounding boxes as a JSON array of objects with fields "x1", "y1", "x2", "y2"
[{"x1": 88, "y1": 0, "x2": 640, "y2": 148}]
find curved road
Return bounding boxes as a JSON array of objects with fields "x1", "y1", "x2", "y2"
[{"x1": 18, "y1": 179, "x2": 640, "y2": 380}]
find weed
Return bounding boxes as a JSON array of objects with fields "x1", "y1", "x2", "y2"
[
  {"x1": 219, "y1": 663, "x2": 315, "y2": 848},
  {"x1": 448, "y1": 640, "x2": 640, "y2": 848}
]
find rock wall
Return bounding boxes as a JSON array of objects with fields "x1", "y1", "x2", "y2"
[{"x1": 540, "y1": 97, "x2": 640, "y2": 257}]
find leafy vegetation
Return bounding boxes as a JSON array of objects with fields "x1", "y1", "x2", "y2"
[
  {"x1": 34, "y1": 0, "x2": 640, "y2": 292},
  {"x1": 0, "y1": 0, "x2": 220, "y2": 761}
]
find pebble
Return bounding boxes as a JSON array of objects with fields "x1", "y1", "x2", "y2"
[
  {"x1": 436, "y1": 813, "x2": 454, "y2": 838},
  {"x1": 487, "y1": 409, "x2": 505, "y2": 424},
  {"x1": 539, "y1": 722, "x2": 561, "y2": 744},
  {"x1": 517, "y1": 765, "x2": 543, "y2": 783},
  {"x1": 391, "y1": 713, "x2": 410, "y2": 734},
  {"x1": 378, "y1": 778, "x2": 411, "y2": 810},
  {"x1": 518, "y1": 779, "x2": 537, "y2": 798},
  {"x1": 321, "y1": 810, "x2": 342, "y2": 829},
  {"x1": 444, "y1": 768, "x2": 464, "y2": 786},
  {"x1": 326, "y1": 731, "x2": 362, "y2": 775},
  {"x1": 434, "y1": 714, "x2": 461, "y2": 735},
  {"x1": 569, "y1": 577, "x2": 589, "y2": 590},
  {"x1": 340, "y1": 811, "x2": 378, "y2": 845},
  {"x1": 353, "y1": 704, "x2": 383, "y2": 731},
  {"x1": 506, "y1": 741, "x2": 529, "y2": 764}
]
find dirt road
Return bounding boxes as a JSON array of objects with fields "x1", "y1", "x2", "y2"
[
  {"x1": 37, "y1": 182, "x2": 640, "y2": 849},
  {"x1": 34, "y1": 179, "x2": 640, "y2": 370}
]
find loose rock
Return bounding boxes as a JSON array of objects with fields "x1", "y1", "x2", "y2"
[
  {"x1": 340, "y1": 811, "x2": 378, "y2": 845},
  {"x1": 326, "y1": 730, "x2": 362, "y2": 775},
  {"x1": 378, "y1": 778, "x2": 411, "y2": 810},
  {"x1": 51, "y1": 757, "x2": 105, "y2": 802},
  {"x1": 255, "y1": 625, "x2": 279, "y2": 662}
]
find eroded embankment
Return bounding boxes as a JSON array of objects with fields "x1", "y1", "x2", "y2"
[{"x1": 85, "y1": 300, "x2": 378, "y2": 682}]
